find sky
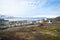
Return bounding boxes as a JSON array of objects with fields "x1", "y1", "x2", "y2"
[{"x1": 0, "y1": 0, "x2": 60, "y2": 18}]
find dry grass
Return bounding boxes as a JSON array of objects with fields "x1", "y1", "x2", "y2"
[{"x1": 0, "y1": 23, "x2": 60, "y2": 40}]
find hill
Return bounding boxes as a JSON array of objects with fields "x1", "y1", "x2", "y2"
[{"x1": 0, "y1": 23, "x2": 60, "y2": 40}]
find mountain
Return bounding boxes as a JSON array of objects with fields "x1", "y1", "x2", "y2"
[
  {"x1": 0, "y1": 14, "x2": 6, "y2": 19},
  {"x1": 0, "y1": 14, "x2": 16, "y2": 19},
  {"x1": 0, "y1": 14, "x2": 46, "y2": 21}
]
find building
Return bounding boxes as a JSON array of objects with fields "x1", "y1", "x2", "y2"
[{"x1": 0, "y1": 18, "x2": 8, "y2": 26}]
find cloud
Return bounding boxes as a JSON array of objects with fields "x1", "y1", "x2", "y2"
[
  {"x1": 36, "y1": 13, "x2": 60, "y2": 18},
  {"x1": 36, "y1": 0, "x2": 60, "y2": 16},
  {"x1": 0, "y1": 0, "x2": 60, "y2": 17},
  {"x1": 0, "y1": 0, "x2": 40, "y2": 16}
]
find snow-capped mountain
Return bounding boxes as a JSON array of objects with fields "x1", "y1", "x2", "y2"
[
  {"x1": 0, "y1": 14, "x2": 46, "y2": 21},
  {"x1": 0, "y1": 14, "x2": 16, "y2": 19}
]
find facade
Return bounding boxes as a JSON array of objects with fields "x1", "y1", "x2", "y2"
[
  {"x1": 0, "y1": 18, "x2": 8, "y2": 26},
  {"x1": 36, "y1": 20, "x2": 44, "y2": 24},
  {"x1": 46, "y1": 19, "x2": 52, "y2": 23},
  {"x1": 8, "y1": 20, "x2": 33, "y2": 26}
]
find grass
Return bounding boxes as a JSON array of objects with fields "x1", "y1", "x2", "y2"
[{"x1": 0, "y1": 23, "x2": 60, "y2": 40}]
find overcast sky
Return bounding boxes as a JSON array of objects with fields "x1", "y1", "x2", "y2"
[{"x1": 0, "y1": 0, "x2": 60, "y2": 17}]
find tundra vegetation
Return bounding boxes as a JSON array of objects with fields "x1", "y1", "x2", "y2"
[{"x1": 0, "y1": 16, "x2": 60, "y2": 40}]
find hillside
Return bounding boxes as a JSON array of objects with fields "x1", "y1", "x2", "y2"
[{"x1": 0, "y1": 23, "x2": 60, "y2": 40}]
